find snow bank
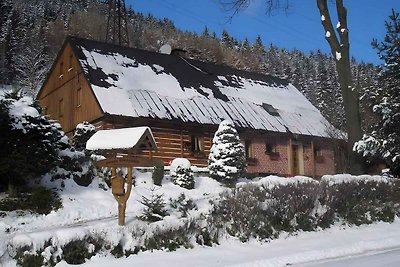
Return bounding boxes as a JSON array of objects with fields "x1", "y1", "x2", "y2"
[{"x1": 321, "y1": 174, "x2": 392, "y2": 186}]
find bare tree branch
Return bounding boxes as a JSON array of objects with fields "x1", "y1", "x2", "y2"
[
  {"x1": 335, "y1": 0, "x2": 349, "y2": 49},
  {"x1": 317, "y1": 0, "x2": 340, "y2": 57},
  {"x1": 219, "y1": 0, "x2": 290, "y2": 17}
]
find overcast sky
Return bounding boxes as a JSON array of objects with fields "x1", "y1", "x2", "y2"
[{"x1": 128, "y1": 0, "x2": 400, "y2": 65}]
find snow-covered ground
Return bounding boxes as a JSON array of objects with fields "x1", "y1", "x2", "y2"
[
  {"x1": 0, "y1": 171, "x2": 225, "y2": 266},
  {"x1": 1, "y1": 172, "x2": 399, "y2": 267},
  {"x1": 53, "y1": 220, "x2": 400, "y2": 267}
]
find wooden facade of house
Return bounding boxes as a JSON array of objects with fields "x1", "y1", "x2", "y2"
[{"x1": 37, "y1": 37, "x2": 337, "y2": 177}]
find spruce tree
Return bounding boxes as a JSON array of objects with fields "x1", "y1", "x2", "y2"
[
  {"x1": 208, "y1": 120, "x2": 246, "y2": 181},
  {"x1": 355, "y1": 10, "x2": 400, "y2": 176}
]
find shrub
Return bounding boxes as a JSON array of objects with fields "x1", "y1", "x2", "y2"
[
  {"x1": 111, "y1": 243, "x2": 124, "y2": 258},
  {"x1": 211, "y1": 186, "x2": 275, "y2": 242},
  {"x1": 170, "y1": 158, "x2": 194, "y2": 189},
  {"x1": 144, "y1": 220, "x2": 196, "y2": 252},
  {"x1": 195, "y1": 228, "x2": 213, "y2": 247},
  {"x1": 139, "y1": 188, "x2": 169, "y2": 222},
  {"x1": 211, "y1": 176, "x2": 400, "y2": 242},
  {"x1": 211, "y1": 180, "x2": 325, "y2": 241},
  {"x1": 16, "y1": 254, "x2": 44, "y2": 267},
  {"x1": 170, "y1": 193, "x2": 198, "y2": 217},
  {"x1": 320, "y1": 178, "x2": 399, "y2": 225},
  {"x1": 62, "y1": 236, "x2": 104, "y2": 265},
  {"x1": 30, "y1": 187, "x2": 62, "y2": 214},
  {"x1": 0, "y1": 187, "x2": 62, "y2": 214},
  {"x1": 152, "y1": 161, "x2": 165, "y2": 186}
]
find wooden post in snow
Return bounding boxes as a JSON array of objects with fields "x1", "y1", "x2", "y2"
[{"x1": 86, "y1": 127, "x2": 158, "y2": 226}]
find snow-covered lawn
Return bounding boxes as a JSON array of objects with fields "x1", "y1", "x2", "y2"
[{"x1": 0, "y1": 171, "x2": 225, "y2": 266}]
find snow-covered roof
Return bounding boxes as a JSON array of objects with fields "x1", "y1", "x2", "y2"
[
  {"x1": 86, "y1": 126, "x2": 156, "y2": 151},
  {"x1": 69, "y1": 37, "x2": 333, "y2": 138}
]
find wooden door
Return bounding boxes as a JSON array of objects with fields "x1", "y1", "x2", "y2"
[{"x1": 291, "y1": 144, "x2": 299, "y2": 176}]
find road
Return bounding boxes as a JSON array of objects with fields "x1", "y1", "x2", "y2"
[{"x1": 300, "y1": 248, "x2": 400, "y2": 267}]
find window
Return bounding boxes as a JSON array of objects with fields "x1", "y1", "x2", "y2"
[
  {"x1": 190, "y1": 135, "x2": 203, "y2": 152},
  {"x1": 59, "y1": 62, "x2": 64, "y2": 78},
  {"x1": 265, "y1": 143, "x2": 278, "y2": 154},
  {"x1": 68, "y1": 54, "x2": 73, "y2": 71},
  {"x1": 77, "y1": 87, "x2": 82, "y2": 107},
  {"x1": 262, "y1": 103, "x2": 280, "y2": 116},
  {"x1": 314, "y1": 147, "x2": 324, "y2": 163},
  {"x1": 245, "y1": 140, "x2": 253, "y2": 160},
  {"x1": 58, "y1": 99, "x2": 64, "y2": 117},
  {"x1": 314, "y1": 147, "x2": 322, "y2": 157}
]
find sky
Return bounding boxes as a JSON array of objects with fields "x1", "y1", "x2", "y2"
[{"x1": 128, "y1": 0, "x2": 400, "y2": 65}]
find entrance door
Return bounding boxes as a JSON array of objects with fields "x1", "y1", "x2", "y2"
[{"x1": 291, "y1": 144, "x2": 300, "y2": 176}]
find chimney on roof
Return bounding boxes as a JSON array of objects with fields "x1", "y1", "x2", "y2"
[
  {"x1": 159, "y1": 44, "x2": 172, "y2": 55},
  {"x1": 159, "y1": 44, "x2": 188, "y2": 57}
]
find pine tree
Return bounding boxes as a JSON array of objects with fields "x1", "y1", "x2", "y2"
[
  {"x1": 208, "y1": 120, "x2": 246, "y2": 181},
  {"x1": 202, "y1": 26, "x2": 210, "y2": 38},
  {"x1": 354, "y1": 9, "x2": 400, "y2": 176},
  {"x1": 170, "y1": 158, "x2": 194, "y2": 189},
  {"x1": 221, "y1": 29, "x2": 234, "y2": 49}
]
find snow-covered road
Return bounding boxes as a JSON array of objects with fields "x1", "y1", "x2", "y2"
[{"x1": 301, "y1": 248, "x2": 400, "y2": 267}]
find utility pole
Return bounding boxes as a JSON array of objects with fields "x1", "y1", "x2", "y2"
[{"x1": 106, "y1": 0, "x2": 130, "y2": 46}]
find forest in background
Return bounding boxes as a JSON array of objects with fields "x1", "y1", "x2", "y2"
[{"x1": 0, "y1": 0, "x2": 379, "y2": 130}]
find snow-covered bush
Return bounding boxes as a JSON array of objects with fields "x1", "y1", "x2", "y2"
[
  {"x1": 169, "y1": 193, "x2": 198, "y2": 217},
  {"x1": 211, "y1": 175, "x2": 400, "y2": 241},
  {"x1": 212, "y1": 178, "x2": 320, "y2": 241},
  {"x1": 143, "y1": 221, "x2": 196, "y2": 252},
  {"x1": 72, "y1": 121, "x2": 96, "y2": 150},
  {"x1": 208, "y1": 120, "x2": 245, "y2": 182},
  {"x1": 320, "y1": 175, "x2": 399, "y2": 225},
  {"x1": 170, "y1": 158, "x2": 194, "y2": 189},
  {"x1": 62, "y1": 236, "x2": 104, "y2": 265}
]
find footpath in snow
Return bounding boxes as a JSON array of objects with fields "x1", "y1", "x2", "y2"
[{"x1": 54, "y1": 220, "x2": 400, "y2": 267}]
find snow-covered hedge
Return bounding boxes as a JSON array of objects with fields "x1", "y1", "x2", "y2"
[{"x1": 212, "y1": 174, "x2": 400, "y2": 241}]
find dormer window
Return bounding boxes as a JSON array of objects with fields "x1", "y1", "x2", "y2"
[{"x1": 262, "y1": 103, "x2": 280, "y2": 116}]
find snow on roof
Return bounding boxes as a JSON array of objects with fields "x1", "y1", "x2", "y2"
[
  {"x1": 69, "y1": 37, "x2": 333, "y2": 138},
  {"x1": 86, "y1": 126, "x2": 155, "y2": 151}
]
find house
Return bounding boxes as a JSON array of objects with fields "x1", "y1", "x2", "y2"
[{"x1": 37, "y1": 36, "x2": 337, "y2": 177}]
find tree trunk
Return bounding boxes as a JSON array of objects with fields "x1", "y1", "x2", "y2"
[{"x1": 317, "y1": 0, "x2": 364, "y2": 174}]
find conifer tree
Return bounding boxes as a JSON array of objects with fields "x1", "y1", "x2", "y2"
[
  {"x1": 355, "y1": 10, "x2": 400, "y2": 176},
  {"x1": 72, "y1": 121, "x2": 96, "y2": 150},
  {"x1": 208, "y1": 120, "x2": 246, "y2": 181}
]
